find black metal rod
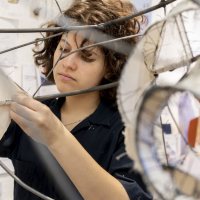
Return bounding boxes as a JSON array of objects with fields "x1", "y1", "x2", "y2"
[
  {"x1": 0, "y1": 32, "x2": 63, "y2": 54},
  {"x1": 34, "y1": 82, "x2": 118, "y2": 101},
  {"x1": 99, "y1": 0, "x2": 177, "y2": 27}
]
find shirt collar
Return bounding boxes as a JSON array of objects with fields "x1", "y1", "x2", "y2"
[
  {"x1": 52, "y1": 97, "x2": 115, "y2": 128},
  {"x1": 87, "y1": 100, "x2": 113, "y2": 127},
  {"x1": 72, "y1": 101, "x2": 114, "y2": 133}
]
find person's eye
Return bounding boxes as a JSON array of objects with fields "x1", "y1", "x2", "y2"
[
  {"x1": 80, "y1": 50, "x2": 96, "y2": 62},
  {"x1": 59, "y1": 47, "x2": 70, "y2": 54}
]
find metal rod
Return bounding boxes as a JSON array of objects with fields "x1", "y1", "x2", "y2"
[
  {"x1": 0, "y1": 32, "x2": 63, "y2": 55},
  {"x1": 34, "y1": 82, "x2": 118, "y2": 101}
]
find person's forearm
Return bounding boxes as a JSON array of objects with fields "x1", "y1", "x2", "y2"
[{"x1": 48, "y1": 130, "x2": 130, "y2": 200}]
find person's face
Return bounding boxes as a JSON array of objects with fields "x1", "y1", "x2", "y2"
[{"x1": 53, "y1": 31, "x2": 106, "y2": 93}]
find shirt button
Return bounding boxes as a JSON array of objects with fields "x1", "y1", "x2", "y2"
[{"x1": 88, "y1": 125, "x2": 95, "y2": 131}]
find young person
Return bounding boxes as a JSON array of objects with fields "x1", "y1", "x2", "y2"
[{"x1": 0, "y1": 0, "x2": 152, "y2": 199}]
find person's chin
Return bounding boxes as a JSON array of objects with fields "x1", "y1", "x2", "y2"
[{"x1": 56, "y1": 85, "x2": 76, "y2": 93}]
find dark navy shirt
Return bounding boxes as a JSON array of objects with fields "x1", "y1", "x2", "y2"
[{"x1": 0, "y1": 98, "x2": 152, "y2": 200}]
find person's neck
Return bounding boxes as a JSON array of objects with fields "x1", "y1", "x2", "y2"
[{"x1": 62, "y1": 92, "x2": 100, "y2": 117}]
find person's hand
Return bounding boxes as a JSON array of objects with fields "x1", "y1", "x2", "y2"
[{"x1": 10, "y1": 93, "x2": 66, "y2": 146}]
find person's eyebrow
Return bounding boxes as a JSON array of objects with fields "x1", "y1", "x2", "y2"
[
  {"x1": 60, "y1": 38, "x2": 70, "y2": 47},
  {"x1": 81, "y1": 38, "x2": 98, "y2": 55},
  {"x1": 81, "y1": 38, "x2": 91, "y2": 47}
]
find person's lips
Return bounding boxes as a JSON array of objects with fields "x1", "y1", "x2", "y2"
[{"x1": 58, "y1": 73, "x2": 76, "y2": 81}]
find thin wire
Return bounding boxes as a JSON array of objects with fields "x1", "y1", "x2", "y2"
[
  {"x1": 39, "y1": 32, "x2": 45, "y2": 38},
  {"x1": 0, "y1": 160, "x2": 54, "y2": 200},
  {"x1": 160, "y1": 116, "x2": 169, "y2": 166},
  {"x1": 32, "y1": 33, "x2": 141, "y2": 97},
  {"x1": 175, "y1": 14, "x2": 193, "y2": 73},
  {"x1": 179, "y1": 13, "x2": 194, "y2": 73},
  {"x1": 161, "y1": 0, "x2": 167, "y2": 16},
  {"x1": 0, "y1": 32, "x2": 63, "y2": 55},
  {"x1": 54, "y1": 0, "x2": 62, "y2": 13},
  {"x1": 151, "y1": 21, "x2": 167, "y2": 71},
  {"x1": 167, "y1": 103, "x2": 189, "y2": 146},
  {"x1": 0, "y1": 0, "x2": 177, "y2": 33},
  {"x1": 152, "y1": 54, "x2": 200, "y2": 74},
  {"x1": 32, "y1": 36, "x2": 68, "y2": 97},
  {"x1": 167, "y1": 95, "x2": 200, "y2": 155}
]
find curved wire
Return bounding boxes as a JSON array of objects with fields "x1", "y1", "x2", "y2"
[
  {"x1": 34, "y1": 82, "x2": 118, "y2": 101},
  {"x1": 0, "y1": 160, "x2": 54, "y2": 200},
  {"x1": 54, "y1": 0, "x2": 62, "y2": 13}
]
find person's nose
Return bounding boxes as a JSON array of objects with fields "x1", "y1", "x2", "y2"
[{"x1": 61, "y1": 52, "x2": 78, "y2": 71}]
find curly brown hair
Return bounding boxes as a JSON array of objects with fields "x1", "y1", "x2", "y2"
[{"x1": 33, "y1": 0, "x2": 144, "y2": 105}]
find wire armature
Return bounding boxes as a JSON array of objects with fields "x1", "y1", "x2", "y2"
[{"x1": 0, "y1": 0, "x2": 181, "y2": 199}]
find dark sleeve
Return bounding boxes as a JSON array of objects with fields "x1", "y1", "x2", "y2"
[
  {"x1": 0, "y1": 120, "x2": 20, "y2": 158},
  {"x1": 108, "y1": 133, "x2": 153, "y2": 200}
]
